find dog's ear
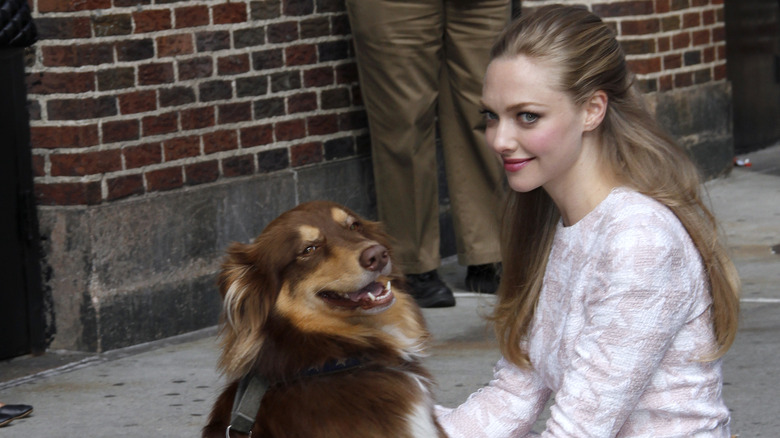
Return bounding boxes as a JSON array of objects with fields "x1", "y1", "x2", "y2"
[{"x1": 217, "y1": 239, "x2": 281, "y2": 379}]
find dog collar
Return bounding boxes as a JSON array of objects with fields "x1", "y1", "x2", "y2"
[{"x1": 228, "y1": 357, "x2": 366, "y2": 436}]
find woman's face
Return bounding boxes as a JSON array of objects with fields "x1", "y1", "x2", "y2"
[{"x1": 481, "y1": 55, "x2": 599, "y2": 198}]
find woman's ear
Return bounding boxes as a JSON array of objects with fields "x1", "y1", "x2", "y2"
[{"x1": 583, "y1": 90, "x2": 608, "y2": 132}]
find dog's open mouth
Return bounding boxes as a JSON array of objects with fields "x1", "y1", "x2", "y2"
[{"x1": 318, "y1": 280, "x2": 395, "y2": 312}]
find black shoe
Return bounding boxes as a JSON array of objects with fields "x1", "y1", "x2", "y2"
[
  {"x1": 405, "y1": 270, "x2": 456, "y2": 308},
  {"x1": 0, "y1": 404, "x2": 33, "y2": 427},
  {"x1": 465, "y1": 263, "x2": 501, "y2": 294}
]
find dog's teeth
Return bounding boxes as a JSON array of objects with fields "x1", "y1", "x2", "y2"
[
  {"x1": 386, "y1": 281, "x2": 391, "y2": 292},
  {"x1": 367, "y1": 292, "x2": 376, "y2": 301}
]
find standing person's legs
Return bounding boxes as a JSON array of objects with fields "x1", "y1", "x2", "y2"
[
  {"x1": 345, "y1": 0, "x2": 443, "y2": 275},
  {"x1": 438, "y1": 0, "x2": 510, "y2": 290},
  {"x1": 346, "y1": 0, "x2": 455, "y2": 307}
]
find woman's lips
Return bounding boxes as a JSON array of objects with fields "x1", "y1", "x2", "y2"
[{"x1": 503, "y1": 157, "x2": 534, "y2": 172}]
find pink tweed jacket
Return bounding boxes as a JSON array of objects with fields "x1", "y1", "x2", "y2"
[{"x1": 437, "y1": 188, "x2": 731, "y2": 437}]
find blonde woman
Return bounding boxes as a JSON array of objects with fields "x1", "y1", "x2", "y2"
[{"x1": 436, "y1": 5, "x2": 740, "y2": 437}]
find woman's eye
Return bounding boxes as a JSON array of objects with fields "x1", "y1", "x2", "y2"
[
  {"x1": 480, "y1": 109, "x2": 498, "y2": 121},
  {"x1": 519, "y1": 112, "x2": 539, "y2": 124}
]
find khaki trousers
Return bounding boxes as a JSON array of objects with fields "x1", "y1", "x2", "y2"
[{"x1": 346, "y1": 0, "x2": 510, "y2": 274}]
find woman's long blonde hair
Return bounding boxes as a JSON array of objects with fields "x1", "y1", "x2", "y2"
[{"x1": 490, "y1": 4, "x2": 740, "y2": 368}]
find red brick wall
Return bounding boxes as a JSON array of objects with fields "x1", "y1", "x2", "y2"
[
  {"x1": 26, "y1": 0, "x2": 727, "y2": 207},
  {"x1": 27, "y1": 0, "x2": 366, "y2": 206},
  {"x1": 520, "y1": 0, "x2": 727, "y2": 93}
]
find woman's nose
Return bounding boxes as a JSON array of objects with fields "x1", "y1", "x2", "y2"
[{"x1": 487, "y1": 121, "x2": 515, "y2": 155}]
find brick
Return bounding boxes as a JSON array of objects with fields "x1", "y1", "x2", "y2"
[
  {"x1": 234, "y1": 27, "x2": 266, "y2": 49},
  {"x1": 635, "y1": 78, "x2": 657, "y2": 93},
  {"x1": 620, "y1": 39, "x2": 656, "y2": 56},
  {"x1": 213, "y1": 2, "x2": 248, "y2": 24},
  {"x1": 251, "y1": 0, "x2": 281, "y2": 20},
  {"x1": 30, "y1": 125, "x2": 100, "y2": 149},
  {"x1": 34, "y1": 16, "x2": 91, "y2": 39},
  {"x1": 42, "y1": 44, "x2": 113, "y2": 67},
  {"x1": 658, "y1": 36, "x2": 671, "y2": 52},
  {"x1": 331, "y1": 14, "x2": 350, "y2": 35},
  {"x1": 252, "y1": 48, "x2": 284, "y2": 70},
  {"x1": 317, "y1": 0, "x2": 345, "y2": 13},
  {"x1": 285, "y1": 44, "x2": 317, "y2": 66},
  {"x1": 671, "y1": 32, "x2": 691, "y2": 50},
  {"x1": 236, "y1": 75, "x2": 269, "y2": 97},
  {"x1": 199, "y1": 80, "x2": 233, "y2": 102},
  {"x1": 714, "y1": 63, "x2": 727, "y2": 81},
  {"x1": 218, "y1": 54, "x2": 250, "y2": 75},
  {"x1": 661, "y1": 15, "x2": 680, "y2": 32},
  {"x1": 288, "y1": 92, "x2": 317, "y2": 113},
  {"x1": 307, "y1": 114, "x2": 338, "y2": 135},
  {"x1": 27, "y1": 71, "x2": 95, "y2": 94},
  {"x1": 97, "y1": 67, "x2": 135, "y2": 91},
  {"x1": 712, "y1": 25, "x2": 725, "y2": 43},
  {"x1": 240, "y1": 124, "x2": 274, "y2": 147},
  {"x1": 123, "y1": 142, "x2": 162, "y2": 168},
  {"x1": 620, "y1": 18, "x2": 660, "y2": 36},
  {"x1": 335, "y1": 62, "x2": 358, "y2": 84},
  {"x1": 203, "y1": 130, "x2": 239, "y2": 154},
  {"x1": 179, "y1": 57, "x2": 214, "y2": 80},
  {"x1": 107, "y1": 174, "x2": 145, "y2": 201},
  {"x1": 146, "y1": 166, "x2": 184, "y2": 192},
  {"x1": 119, "y1": 90, "x2": 157, "y2": 115},
  {"x1": 338, "y1": 110, "x2": 367, "y2": 131},
  {"x1": 268, "y1": 21, "x2": 299, "y2": 43},
  {"x1": 116, "y1": 0, "x2": 151, "y2": 6},
  {"x1": 284, "y1": 0, "x2": 314, "y2": 16},
  {"x1": 257, "y1": 148, "x2": 289, "y2": 173},
  {"x1": 181, "y1": 106, "x2": 215, "y2": 130},
  {"x1": 275, "y1": 119, "x2": 305, "y2": 141},
  {"x1": 655, "y1": 0, "x2": 670, "y2": 13},
  {"x1": 142, "y1": 112, "x2": 179, "y2": 136},
  {"x1": 627, "y1": 57, "x2": 662, "y2": 74},
  {"x1": 160, "y1": 86, "x2": 197, "y2": 107},
  {"x1": 116, "y1": 38, "x2": 155, "y2": 61},
  {"x1": 659, "y1": 74, "x2": 673, "y2": 92},
  {"x1": 663, "y1": 53, "x2": 682, "y2": 69},
  {"x1": 318, "y1": 40, "x2": 349, "y2": 61},
  {"x1": 303, "y1": 67, "x2": 334, "y2": 87},
  {"x1": 683, "y1": 50, "x2": 701, "y2": 66},
  {"x1": 682, "y1": 12, "x2": 700, "y2": 29},
  {"x1": 35, "y1": 182, "x2": 102, "y2": 206},
  {"x1": 324, "y1": 136, "x2": 353, "y2": 160},
  {"x1": 702, "y1": 10, "x2": 715, "y2": 26},
  {"x1": 133, "y1": 9, "x2": 172, "y2": 33},
  {"x1": 93, "y1": 14, "x2": 132, "y2": 36},
  {"x1": 222, "y1": 155, "x2": 255, "y2": 177},
  {"x1": 270, "y1": 71, "x2": 301, "y2": 92},
  {"x1": 351, "y1": 84, "x2": 362, "y2": 106},
  {"x1": 321, "y1": 87, "x2": 350, "y2": 109},
  {"x1": 50, "y1": 149, "x2": 122, "y2": 176},
  {"x1": 157, "y1": 34, "x2": 194, "y2": 57},
  {"x1": 38, "y1": 0, "x2": 111, "y2": 13},
  {"x1": 103, "y1": 119, "x2": 140, "y2": 143},
  {"x1": 291, "y1": 142, "x2": 322, "y2": 167},
  {"x1": 693, "y1": 68, "x2": 711, "y2": 84},
  {"x1": 138, "y1": 62, "x2": 175, "y2": 85},
  {"x1": 163, "y1": 136, "x2": 201, "y2": 161},
  {"x1": 196, "y1": 31, "x2": 231, "y2": 52},
  {"x1": 593, "y1": 1, "x2": 654, "y2": 17},
  {"x1": 185, "y1": 160, "x2": 220, "y2": 185},
  {"x1": 48, "y1": 97, "x2": 117, "y2": 121},
  {"x1": 218, "y1": 102, "x2": 253, "y2": 124},
  {"x1": 301, "y1": 16, "x2": 329, "y2": 39},
  {"x1": 674, "y1": 71, "x2": 693, "y2": 88},
  {"x1": 32, "y1": 155, "x2": 45, "y2": 177},
  {"x1": 693, "y1": 29, "x2": 711, "y2": 46},
  {"x1": 703, "y1": 46, "x2": 715, "y2": 63},
  {"x1": 671, "y1": 0, "x2": 689, "y2": 11},
  {"x1": 254, "y1": 97, "x2": 285, "y2": 119},
  {"x1": 175, "y1": 5, "x2": 209, "y2": 28}
]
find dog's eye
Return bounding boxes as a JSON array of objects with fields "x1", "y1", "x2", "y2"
[
  {"x1": 349, "y1": 221, "x2": 362, "y2": 231},
  {"x1": 302, "y1": 245, "x2": 317, "y2": 255}
]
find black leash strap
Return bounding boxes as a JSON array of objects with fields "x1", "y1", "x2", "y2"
[{"x1": 229, "y1": 373, "x2": 269, "y2": 436}]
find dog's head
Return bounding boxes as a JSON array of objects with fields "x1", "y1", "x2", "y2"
[{"x1": 217, "y1": 201, "x2": 426, "y2": 379}]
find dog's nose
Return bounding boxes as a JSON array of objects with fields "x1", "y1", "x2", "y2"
[{"x1": 360, "y1": 245, "x2": 389, "y2": 272}]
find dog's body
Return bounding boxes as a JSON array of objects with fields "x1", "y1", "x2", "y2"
[{"x1": 203, "y1": 201, "x2": 445, "y2": 438}]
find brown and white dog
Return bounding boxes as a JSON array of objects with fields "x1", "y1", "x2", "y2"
[{"x1": 202, "y1": 201, "x2": 445, "y2": 438}]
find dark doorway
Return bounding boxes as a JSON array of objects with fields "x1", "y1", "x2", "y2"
[
  {"x1": 725, "y1": 0, "x2": 780, "y2": 153},
  {"x1": 0, "y1": 48, "x2": 46, "y2": 360}
]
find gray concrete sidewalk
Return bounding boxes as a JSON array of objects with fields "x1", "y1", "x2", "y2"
[{"x1": 1, "y1": 144, "x2": 778, "y2": 437}]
